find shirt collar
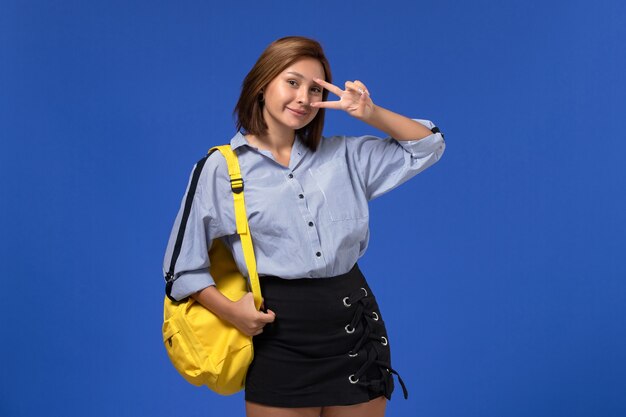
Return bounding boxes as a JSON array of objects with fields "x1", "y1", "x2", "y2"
[
  {"x1": 229, "y1": 131, "x2": 306, "y2": 154},
  {"x1": 229, "y1": 131, "x2": 249, "y2": 151}
]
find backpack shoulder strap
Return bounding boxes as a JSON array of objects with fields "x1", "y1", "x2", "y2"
[
  {"x1": 165, "y1": 146, "x2": 262, "y2": 310},
  {"x1": 211, "y1": 145, "x2": 262, "y2": 310}
]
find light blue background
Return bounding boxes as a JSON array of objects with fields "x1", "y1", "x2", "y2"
[{"x1": 1, "y1": 1, "x2": 625, "y2": 416}]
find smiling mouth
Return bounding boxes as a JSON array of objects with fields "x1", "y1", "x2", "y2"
[{"x1": 287, "y1": 107, "x2": 309, "y2": 117}]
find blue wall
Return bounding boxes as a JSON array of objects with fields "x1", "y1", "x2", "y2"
[{"x1": 1, "y1": 1, "x2": 625, "y2": 416}]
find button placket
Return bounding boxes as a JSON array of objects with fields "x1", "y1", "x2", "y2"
[{"x1": 286, "y1": 172, "x2": 323, "y2": 264}]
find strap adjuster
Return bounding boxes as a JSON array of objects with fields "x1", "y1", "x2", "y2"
[
  {"x1": 230, "y1": 177, "x2": 244, "y2": 194},
  {"x1": 165, "y1": 272, "x2": 177, "y2": 301}
]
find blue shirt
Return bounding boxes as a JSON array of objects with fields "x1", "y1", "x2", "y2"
[{"x1": 163, "y1": 119, "x2": 445, "y2": 301}]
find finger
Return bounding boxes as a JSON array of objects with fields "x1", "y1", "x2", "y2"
[
  {"x1": 352, "y1": 80, "x2": 370, "y2": 96},
  {"x1": 344, "y1": 81, "x2": 361, "y2": 93},
  {"x1": 353, "y1": 80, "x2": 369, "y2": 94},
  {"x1": 345, "y1": 81, "x2": 367, "y2": 98},
  {"x1": 310, "y1": 100, "x2": 343, "y2": 110},
  {"x1": 260, "y1": 310, "x2": 276, "y2": 322},
  {"x1": 313, "y1": 78, "x2": 344, "y2": 97}
]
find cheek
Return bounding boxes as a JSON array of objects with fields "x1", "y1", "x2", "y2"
[
  {"x1": 264, "y1": 83, "x2": 288, "y2": 105},
  {"x1": 307, "y1": 107, "x2": 320, "y2": 123}
]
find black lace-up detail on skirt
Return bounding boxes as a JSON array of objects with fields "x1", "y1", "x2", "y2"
[
  {"x1": 342, "y1": 287, "x2": 409, "y2": 400},
  {"x1": 245, "y1": 264, "x2": 408, "y2": 407}
]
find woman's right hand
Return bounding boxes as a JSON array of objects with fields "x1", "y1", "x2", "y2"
[
  {"x1": 226, "y1": 292, "x2": 276, "y2": 337},
  {"x1": 192, "y1": 286, "x2": 276, "y2": 337}
]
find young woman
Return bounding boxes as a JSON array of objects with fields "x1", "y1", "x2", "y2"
[{"x1": 163, "y1": 36, "x2": 445, "y2": 417}]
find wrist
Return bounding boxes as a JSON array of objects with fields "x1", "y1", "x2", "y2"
[
  {"x1": 192, "y1": 286, "x2": 236, "y2": 322},
  {"x1": 360, "y1": 103, "x2": 381, "y2": 127},
  {"x1": 357, "y1": 103, "x2": 377, "y2": 124},
  {"x1": 218, "y1": 297, "x2": 238, "y2": 323}
]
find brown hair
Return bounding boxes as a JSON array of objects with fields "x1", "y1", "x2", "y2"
[{"x1": 234, "y1": 36, "x2": 332, "y2": 152}]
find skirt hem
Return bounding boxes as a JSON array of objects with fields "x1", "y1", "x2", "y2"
[{"x1": 245, "y1": 391, "x2": 387, "y2": 408}]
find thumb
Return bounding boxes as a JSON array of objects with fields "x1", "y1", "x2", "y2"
[{"x1": 260, "y1": 309, "x2": 276, "y2": 323}]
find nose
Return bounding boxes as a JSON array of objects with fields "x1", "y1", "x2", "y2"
[{"x1": 296, "y1": 88, "x2": 310, "y2": 106}]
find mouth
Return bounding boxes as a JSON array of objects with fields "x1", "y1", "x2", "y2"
[{"x1": 286, "y1": 107, "x2": 309, "y2": 117}]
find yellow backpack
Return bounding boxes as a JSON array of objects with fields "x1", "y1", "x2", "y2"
[{"x1": 162, "y1": 145, "x2": 262, "y2": 395}]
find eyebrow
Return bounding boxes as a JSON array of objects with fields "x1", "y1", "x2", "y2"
[
  {"x1": 286, "y1": 71, "x2": 322, "y2": 85},
  {"x1": 286, "y1": 71, "x2": 305, "y2": 78}
]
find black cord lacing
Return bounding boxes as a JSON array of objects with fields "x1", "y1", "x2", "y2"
[{"x1": 343, "y1": 287, "x2": 409, "y2": 399}]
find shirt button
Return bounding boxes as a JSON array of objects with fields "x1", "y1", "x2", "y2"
[
  {"x1": 288, "y1": 173, "x2": 293, "y2": 179},
  {"x1": 308, "y1": 221, "x2": 314, "y2": 227},
  {"x1": 316, "y1": 252, "x2": 321, "y2": 257},
  {"x1": 299, "y1": 194, "x2": 304, "y2": 199}
]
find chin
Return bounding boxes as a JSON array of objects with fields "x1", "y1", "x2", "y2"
[
  {"x1": 284, "y1": 120, "x2": 311, "y2": 131},
  {"x1": 295, "y1": 123, "x2": 314, "y2": 132}
]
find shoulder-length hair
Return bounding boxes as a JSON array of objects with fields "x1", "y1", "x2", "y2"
[{"x1": 234, "y1": 36, "x2": 332, "y2": 152}]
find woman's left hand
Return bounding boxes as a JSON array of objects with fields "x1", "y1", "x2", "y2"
[{"x1": 310, "y1": 78, "x2": 375, "y2": 121}]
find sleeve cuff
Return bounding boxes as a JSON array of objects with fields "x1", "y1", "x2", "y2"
[
  {"x1": 396, "y1": 119, "x2": 446, "y2": 159},
  {"x1": 170, "y1": 269, "x2": 216, "y2": 301}
]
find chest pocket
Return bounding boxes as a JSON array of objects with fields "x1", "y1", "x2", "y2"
[{"x1": 310, "y1": 158, "x2": 368, "y2": 222}]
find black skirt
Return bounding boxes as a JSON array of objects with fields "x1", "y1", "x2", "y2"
[{"x1": 244, "y1": 264, "x2": 408, "y2": 408}]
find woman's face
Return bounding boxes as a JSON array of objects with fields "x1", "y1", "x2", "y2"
[{"x1": 261, "y1": 57, "x2": 326, "y2": 135}]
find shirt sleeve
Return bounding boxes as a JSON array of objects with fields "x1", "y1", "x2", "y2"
[
  {"x1": 345, "y1": 118, "x2": 445, "y2": 201},
  {"x1": 162, "y1": 154, "x2": 234, "y2": 301}
]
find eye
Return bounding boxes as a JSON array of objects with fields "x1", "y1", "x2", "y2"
[
  {"x1": 311, "y1": 86, "x2": 322, "y2": 94},
  {"x1": 287, "y1": 79, "x2": 298, "y2": 87}
]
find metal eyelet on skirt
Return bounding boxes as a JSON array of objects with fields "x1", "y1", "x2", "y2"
[
  {"x1": 380, "y1": 336, "x2": 388, "y2": 346},
  {"x1": 348, "y1": 351, "x2": 358, "y2": 357},
  {"x1": 372, "y1": 312, "x2": 379, "y2": 321},
  {"x1": 345, "y1": 324, "x2": 355, "y2": 334},
  {"x1": 349, "y1": 374, "x2": 359, "y2": 384},
  {"x1": 361, "y1": 287, "x2": 368, "y2": 296}
]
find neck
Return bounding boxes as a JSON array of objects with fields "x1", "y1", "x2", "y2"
[
  {"x1": 249, "y1": 118, "x2": 296, "y2": 154},
  {"x1": 244, "y1": 128, "x2": 294, "y2": 168}
]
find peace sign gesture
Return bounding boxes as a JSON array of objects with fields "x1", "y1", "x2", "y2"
[{"x1": 310, "y1": 78, "x2": 375, "y2": 121}]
